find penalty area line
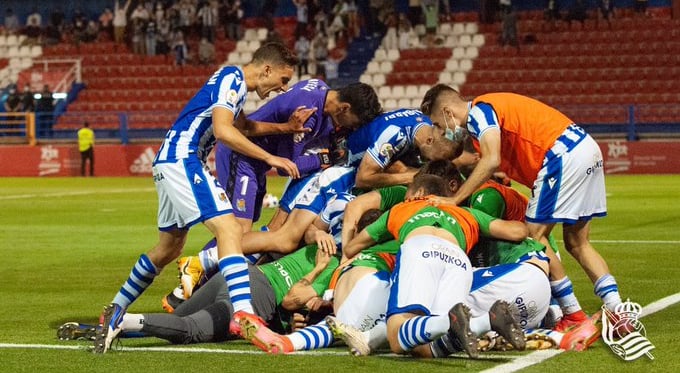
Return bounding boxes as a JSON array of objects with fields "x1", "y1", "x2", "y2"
[{"x1": 480, "y1": 291, "x2": 680, "y2": 373}]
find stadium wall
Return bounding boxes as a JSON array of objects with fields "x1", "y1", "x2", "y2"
[{"x1": 0, "y1": 140, "x2": 678, "y2": 177}]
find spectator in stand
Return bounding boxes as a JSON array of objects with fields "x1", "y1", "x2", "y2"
[
  {"x1": 113, "y1": 0, "x2": 132, "y2": 45},
  {"x1": 544, "y1": 0, "x2": 560, "y2": 31},
  {"x1": 3, "y1": 86, "x2": 21, "y2": 113},
  {"x1": 78, "y1": 121, "x2": 95, "y2": 177},
  {"x1": 36, "y1": 85, "x2": 55, "y2": 137},
  {"x1": 197, "y1": 0, "x2": 218, "y2": 43},
  {"x1": 72, "y1": 9, "x2": 88, "y2": 47},
  {"x1": 178, "y1": 0, "x2": 196, "y2": 38},
  {"x1": 20, "y1": 84, "x2": 35, "y2": 113},
  {"x1": 82, "y1": 20, "x2": 100, "y2": 43},
  {"x1": 312, "y1": 31, "x2": 328, "y2": 79},
  {"x1": 383, "y1": 10, "x2": 398, "y2": 50},
  {"x1": 131, "y1": 3, "x2": 151, "y2": 24},
  {"x1": 397, "y1": 12, "x2": 413, "y2": 50},
  {"x1": 4, "y1": 8, "x2": 20, "y2": 34},
  {"x1": 422, "y1": 0, "x2": 439, "y2": 48},
  {"x1": 261, "y1": 0, "x2": 279, "y2": 31},
  {"x1": 24, "y1": 14, "x2": 42, "y2": 46},
  {"x1": 198, "y1": 36, "x2": 215, "y2": 65},
  {"x1": 44, "y1": 21, "x2": 62, "y2": 45},
  {"x1": 131, "y1": 19, "x2": 146, "y2": 55},
  {"x1": 345, "y1": 0, "x2": 359, "y2": 39},
  {"x1": 145, "y1": 21, "x2": 157, "y2": 55},
  {"x1": 99, "y1": 8, "x2": 114, "y2": 41},
  {"x1": 367, "y1": 0, "x2": 384, "y2": 37},
  {"x1": 294, "y1": 34, "x2": 310, "y2": 77},
  {"x1": 157, "y1": 17, "x2": 171, "y2": 55},
  {"x1": 171, "y1": 28, "x2": 188, "y2": 66},
  {"x1": 598, "y1": 0, "x2": 614, "y2": 26},
  {"x1": 566, "y1": 0, "x2": 587, "y2": 26},
  {"x1": 635, "y1": 0, "x2": 648, "y2": 17},
  {"x1": 50, "y1": 7, "x2": 66, "y2": 34},
  {"x1": 26, "y1": 8, "x2": 42, "y2": 29},
  {"x1": 222, "y1": 0, "x2": 243, "y2": 41},
  {"x1": 154, "y1": 2, "x2": 165, "y2": 25},
  {"x1": 499, "y1": 3, "x2": 519, "y2": 51},
  {"x1": 408, "y1": 0, "x2": 422, "y2": 27},
  {"x1": 293, "y1": 0, "x2": 309, "y2": 39}
]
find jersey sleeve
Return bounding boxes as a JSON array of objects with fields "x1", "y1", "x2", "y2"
[
  {"x1": 464, "y1": 207, "x2": 498, "y2": 236},
  {"x1": 365, "y1": 125, "x2": 411, "y2": 169},
  {"x1": 212, "y1": 68, "x2": 246, "y2": 115},
  {"x1": 378, "y1": 185, "x2": 407, "y2": 210},
  {"x1": 311, "y1": 256, "x2": 340, "y2": 296},
  {"x1": 467, "y1": 102, "x2": 500, "y2": 140},
  {"x1": 364, "y1": 210, "x2": 393, "y2": 243},
  {"x1": 469, "y1": 188, "x2": 506, "y2": 219}
]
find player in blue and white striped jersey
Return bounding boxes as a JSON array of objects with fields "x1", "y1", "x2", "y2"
[
  {"x1": 95, "y1": 43, "x2": 309, "y2": 354},
  {"x1": 236, "y1": 108, "x2": 463, "y2": 259}
]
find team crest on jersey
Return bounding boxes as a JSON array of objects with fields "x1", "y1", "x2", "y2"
[
  {"x1": 416, "y1": 116, "x2": 423, "y2": 122},
  {"x1": 227, "y1": 89, "x2": 239, "y2": 105},
  {"x1": 219, "y1": 193, "x2": 227, "y2": 202},
  {"x1": 236, "y1": 198, "x2": 246, "y2": 211},
  {"x1": 379, "y1": 143, "x2": 395, "y2": 159}
]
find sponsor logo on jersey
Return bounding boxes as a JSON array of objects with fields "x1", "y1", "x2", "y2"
[
  {"x1": 227, "y1": 89, "x2": 239, "y2": 105},
  {"x1": 515, "y1": 296, "x2": 539, "y2": 328},
  {"x1": 482, "y1": 270, "x2": 493, "y2": 277},
  {"x1": 193, "y1": 174, "x2": 203, "y2": 184},
  {"x1": 379, "y1": 143, "x2": 395, "y2": 159},
  {"x1": 547, "y1": 177, "x2": 557, "y2": 189},
  {"x1": 422, "y1": 249, "x2": 467, "y2": 270},
  {"x1": 586, "y1": 159, "x2": 604, "y2": 175},
  {"x1": 272, "y1": 262, "x2": 293, "y2": 288}
]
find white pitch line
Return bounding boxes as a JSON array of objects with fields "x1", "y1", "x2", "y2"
[
  {"x1": 480, "y1": 291, "x2": 680, "y2": 373},
  {"x1": 0, "y1": 188, "x2": 155, "y2": 200}
]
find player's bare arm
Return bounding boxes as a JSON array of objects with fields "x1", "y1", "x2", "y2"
[
  {"x1": 341, "y1": 191, "x2": 382, "y2": 249},
  {"x1": 488, "y1": 218, "x2": 529, "y2": 242},
  {"x1": 235, "y1": 106, "x2": 317, "y2": 136},
  {"x1": 341, "y1": 229, "x2": 377, "y2": 262},
  {"x1": 214, "y1": 107, "x2": 301, "y2": 178},
  {"x1": 303, "y1": 218, "x2": 336, "y2": 255},
  {"x1": 355, "y1": 155, "x2": 417, "y2": 189}
]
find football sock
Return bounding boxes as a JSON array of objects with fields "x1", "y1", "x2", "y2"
[
  {"x1": 287, "y1": 321, "x2": 334, "y2": 351},
  {"x1": 120, "y1": 313, "x2": 145, "y2": 332},
  {"x1": 112, "y1": 254, "x2": 157, "y2": 308},
  {"x1": 218, "y1": 255, "x2": 253, "y2": 313},
  {"x1": 198, "y1": 238, "x2": 219, "y2": 278},
  {"x1": 550, "y1": 276, "x2": 582, "y2": 315},
  {"x1": 429, "y1": 333, "x2": 462, "y2": 358},
  {"x1": 594, "y1": 274, "x2": 622, "y2": 311},
  {"x1": 397, "y1": 315, "x2": 448, "y2": 351},
  {"x1": 469, "y1": 314, "x2": 492, "y2": 336}
]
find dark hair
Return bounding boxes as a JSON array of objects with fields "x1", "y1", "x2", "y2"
[
  {"x1": 416, "y1": 160, "x2": 463, "y2": 185},
  {"x1": 251, "y1": 42, "x2": 299, "y2": 67},
  {"x1": 337, "y1": 83, "x2": 383, "y2": 125},
  {"x1": 357, "y1": 208, "x2": 383, "y2": 232},
  {"x1": 83, "y1": 121, "x2": 90, "y2": 127},
  {"x1": 420, "y1": 84, "x2": 459, "y2": 116},
  {"x1": 409, "y1": 174, "x2": 451, "y2": 197}
]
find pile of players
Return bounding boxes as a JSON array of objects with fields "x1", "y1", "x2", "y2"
[{"x1": 58, "y1": 42, "x2": 628, "y2": 358}]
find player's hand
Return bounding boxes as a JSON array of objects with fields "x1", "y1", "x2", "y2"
[
  {"x1": 315, "y1": 240, "x2": 335, "y2": 263},
  {"x1": 425, "y1": 195, "x2": 458, "y2": 206},
  {"x1": 266, "y1": 155, "x2": 301, "y2": 179},
  {"x1": 286, "y1": 106, "x2": 317, "y2": 133},
  {"x1": 317, "y1": 149, "x2": 332, "y2": 169},
  {"x1": 306, "y1": 296, "x2": 331, "y2": 312},
  {"x1": 291, "y1": 312, "x2": 308, "y2": 331}
]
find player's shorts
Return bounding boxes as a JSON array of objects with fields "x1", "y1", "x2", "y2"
[
  {"x1": 526, "y1": 124, "x2": 607, "y2": 224},
  {"x1": 215, "y1": 145, "x2": 268, "y2": 222},
  {"x1": 466, "y1": 262, "x2": 550, "y2": 329},
  {"x1": 153, "y1": 157, "x2": 232, "y2": 231},
  {"x1": 279, "y1": 172, "x2": 320, "y2": 214},
  {"x1": 294, "y1": 166, "x2": 356, "y2": 215},
  {"x1": 335, "y1": 271, "x2": 391, "y2": 332},
  {"x1": 387, "y1": 235, "x2": 472, "y2": 318}
]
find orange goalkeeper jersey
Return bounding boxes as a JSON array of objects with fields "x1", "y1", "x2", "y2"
[{"x1": 468, "y1": 93, "x2": 573, "y2": 187}]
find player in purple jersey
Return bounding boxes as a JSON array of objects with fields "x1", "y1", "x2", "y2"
[{"x1": 94, "y1": 43, "x2": 312, "y2": 354}]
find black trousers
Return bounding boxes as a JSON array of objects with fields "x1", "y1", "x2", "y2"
[{"x1": 80, "y1": 147, "x2": 94, "y2": 176}]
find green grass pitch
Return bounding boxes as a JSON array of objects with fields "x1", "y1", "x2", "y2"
[{"x1": 1, "y1": 175, "x2": 679, "y2": 372}]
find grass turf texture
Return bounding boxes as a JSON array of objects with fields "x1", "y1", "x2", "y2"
[{"x1": 1, "y1": 175, "x2": 678, "y2": 372}]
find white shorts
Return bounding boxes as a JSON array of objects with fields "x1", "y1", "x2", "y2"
[
  {"x1": 279, "y1": 172, "x2": 320, "y2": 213},
  {"x1": 335, "y1": 271, "x2": 391, "y2": 332},
  {"x1": 153, "y1": 158, "x2": 232, "y2": 231},
  {"x1": 387, "y1": 235, "x2": 472, "y2": 318},
  {"x1": 465, "y1": 262, "x2": 550, "y2": 329},
  {"x1": 526, "y1": 128, "x2": 607, "y2": 224}
]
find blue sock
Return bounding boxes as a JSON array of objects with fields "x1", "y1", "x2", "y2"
[
  {"x1": 594, "y1": 274, "x2": 622, "y2": 311},
  {"x1": 218, "y1": 255, "x2": 253, "y2": 313},
  {"x1": 288, "y1": 321, "x2": 334, "y2": 351},
  {"x1": 550, "y1": 276, "x2": 582, "y2": 315},
  {"x1": 112, "y1": 254, "x2": 157, "y2": 308},
  {"x1": 397, "y1": 315, "x2": 448, "y2": 352}
]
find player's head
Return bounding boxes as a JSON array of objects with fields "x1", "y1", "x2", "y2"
[
  {"x1": 327, "y1": 83, "x2": 382, "y2": 130},
  {"x1": 406, "y1": 174, "x2": 452, "y2": 199},
  {"x1": 356, "y1": 208, "x2": 383, "y2": 232},
  {"x1": 421, "y1": 84, "x2": 469, "y2": 140},
  {"x1": 415, "y1": 159, "x2": 464, "y2": 193},
  {"x1": 414, "y1": 122, "x2": 463, "y2": 162},
  {"x1": 452, "y1": 135, "x2": 480, "y2": 179},
  {"x1": 249, "y1": 42, "x2": 299, "y2": 99}
]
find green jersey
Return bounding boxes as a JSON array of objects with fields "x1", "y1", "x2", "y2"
[
  {"x1": 350, "y1": 240, "x2": 400, "y2": 273},
  {"x1": 469, "y1": 238, "x2": 546, "y2": 267},
  {"x1": 378, "y1": 185, "x2": 407, "y2": 210},
  {"x1": 259, "y1": 245, "x2": 340, "y2": 304}
]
